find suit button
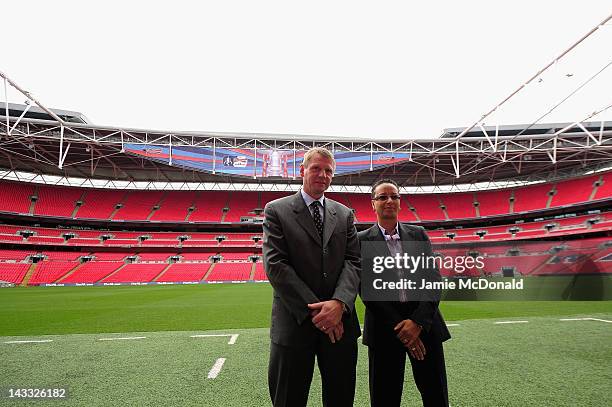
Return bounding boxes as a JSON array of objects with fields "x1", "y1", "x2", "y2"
[
  {"x1": 323, "y1": 272, "x2": 328, "y2": 278},
  {"x1": 323, "y1": 248, "x2": 328, "y2": 255}
]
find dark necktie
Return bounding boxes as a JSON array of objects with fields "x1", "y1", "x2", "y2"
[{"x1": 310, "y1": 201, "x2": 324, "y2": 237}]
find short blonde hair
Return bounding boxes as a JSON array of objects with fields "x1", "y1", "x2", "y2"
[{"x1": 302, "y1": 147, "x2": 336, "y2": 169}]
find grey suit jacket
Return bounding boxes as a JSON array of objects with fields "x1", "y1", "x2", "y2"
[
  {"x1": 359, "y1": 223, "x2": 450, "y2": 347},
  {"x1": 263, "y1": 191, "x2": 361, "y2": 347}
]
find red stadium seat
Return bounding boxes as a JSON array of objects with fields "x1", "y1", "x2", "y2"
[{"x1": 206, "y1": 262, "x2": 252, "y2": 281}]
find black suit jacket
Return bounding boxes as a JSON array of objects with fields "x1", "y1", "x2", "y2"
[
  {"x1": 358, "y1": 223, "x2": 450, "y2": 347},
  {"x1": 263, "y1": 192, "x2": 361, "y2": 347}
]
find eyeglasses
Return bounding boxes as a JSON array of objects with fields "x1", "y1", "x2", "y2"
[{"x1": 372, "y1": 195, "x2": 401, "y2": 202}]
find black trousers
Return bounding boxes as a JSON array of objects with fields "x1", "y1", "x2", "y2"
[
  {"x1": 368, "y1": 338, "x2": 448, "y2": 407},
  {"x1": 268, "y1": 332, "x2": 358, "y2": 407}
]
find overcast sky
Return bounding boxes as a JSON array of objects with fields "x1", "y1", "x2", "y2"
[{"x1": 3, "y1": 1, "x2": 611, "y2": 140}]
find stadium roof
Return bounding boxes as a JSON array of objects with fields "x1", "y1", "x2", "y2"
[{"x1": 1, "y1": 103, "x2": 611, "y2": 190}]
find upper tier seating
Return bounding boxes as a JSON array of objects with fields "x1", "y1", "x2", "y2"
[
  {"x1": 76, "y1": 189, "x2": 127, "y2": 219},
  {"x1": 0, "y1": 172, "x2": 609, "y2": 223},
  {"x1": 113, "y1": 191, "x2": 165, "y2": 221},
  {"x1": 189, "y1": 191, "x2": 229, "y2": 222},
  {"x1": 34, "y1": 185, "x2": 82, "y2": 217},
  {"x1": 0, "y1": 182, "x2": 34, "y2": 214},
  {"x1": 149, "y1": 191, "x2": 197, "y2": 222},
  {"x1": 224, "y1": 191, "x2": 259, "y2": 222},
  {"x1": 512, "y1": 183, "x2": 554, "y2": 213},
  {"x1": 550, "y1": 175, "x2": 598, "y2": 207}
]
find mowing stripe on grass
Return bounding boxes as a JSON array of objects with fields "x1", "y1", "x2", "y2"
[
  {"x1": 494, "y1": 320, "x2": 529, "y2": 324},
  {"x1": 207, "y1": 358, "x2": 226, "y2": 379},
  {"x1": 4, "y1": 339, "x2": 53, "y2": 344},
  {"x1": 191, "y1": 334, "x2": 239, "y2": 344},
  {"x1": 98, "y1": 336, "x2": 147, "y2": 341}
]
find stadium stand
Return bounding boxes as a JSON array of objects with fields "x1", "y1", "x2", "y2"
[
  {"x1": 90, "y1": 252, "x2": 128, "y2": 261},
  {"x1": 594, "y1": 172, "x2": 612, "y2": 201},
  {"x1": 253, "y1": 262, "x2": 266, "y2": 280},
  {"x1": 440, "y1": 193, "x2": 477, "y2": 219},
  {"x1": 206, "y1": 262, "x2": 252, "y2": 281},
  {"x1": 0, "y1": 249, "x2": 32, "y2": 260},
  {"x1": 550, "y1": 175, "x2": 598, "y2": 207},
  {"x1": 101, "y1": 263, "x2": 167, "y2": 283},
  {"x1": 75, "y1": 189, "x2": 127, "y2": 220},
  {"x1": 224, "y1": 191, "x2": 259, "y2": 222},
  {"x1": 0, "y1": 234, "x2": 25, "y2": 243},
  {"x1": 189, "y1": 191, "x2": 229, "y2": 222},
  {"x1": 0, "y1": 168, "x2": 610, "y2": 284},
  {"x1": 405, "y1": 195, "x2": 446, "y2": 221},
  {"x1": 28, "y1": 261, "x2": 76, "y2": 285},
  {"x1": 156, "y1": 263, "x2": 210, "y2": 282},
  {"x1": 28, "y1": 236, "x2": 65, "y2": 245},
  {"x1": 113, "y1": 190, "x2": 165, "y2": 221},
  {"x1": 0, "y1": 173, "x2": 610, "y2": 222},
  {"x1": 512, "y1": 183, "x2": 553, "y2": 213},
  {"x1": 0, "y1": 263, "x2": 30, "y2": 284},
  {"x1": 34, "y1": 185, "x2": 82, "y2": 217},
  {"x1": 43, "y1": 251, "x2": 84, "y2": 261},
  {"x1": 0, "y1": 182, "x2": 34, "y2": 214},
  {"x1": 59, "y1": 262, "x2": 122, "y2": 284},
  {"x1": 220, "y1": 252, "x2": 256, "y2": 260},
  {"x1": 475, "y1": 189, "x2": 512, "y2": 217},
  {"x1": 136, "y1": 252, "x2": 177, "y2": 261},
  {"x1": 178, "y1": 253, "x2": 214, "y2": 261},
  {"x1": 149, "y1": 191, "x2": 197, "y2": 222},
  {"x1": 140, "y1": 239, "x2": 179, "y2": 247}
]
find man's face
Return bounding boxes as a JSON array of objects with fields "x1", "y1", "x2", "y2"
[
  {"x1": 371, "y1": 183, "x2": 401, "y2": 221},
  {"x1": 300, "y1": 153, "x2": 334, "y2": 199}
]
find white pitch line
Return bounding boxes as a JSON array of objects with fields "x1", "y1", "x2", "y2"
[
  {"x1": 4, "y1": 340, "x2": 53, "y2": 344},
  {"x1": 586, "y1": 318, "x2": 612, "y2": 323},
  {"x1": 494, "y1": 320, "x2": 529, "y2": 324},
  {"x1": 98, "y1": 336, "x2": 146, "y2": 341},
  {"x1": 560, "y1": 317, "x2": 612, "y2": 323},
  {"x1": 447, "y1": 323, "x2": 460, "y2": 327},
  {"x1": 191, "y1": 334, "x2": 239, "y2": 345},
  {"x1": 207, "y1": 358, "x2": 226, "y2": 379}
]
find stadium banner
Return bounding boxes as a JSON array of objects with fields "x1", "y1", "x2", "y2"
[{"x1": 123, "y1": 144, "x2": 410, "y2": 178}]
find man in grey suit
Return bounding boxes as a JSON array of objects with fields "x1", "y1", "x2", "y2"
[
  {"x1": 359, "y1": 178, "x2": 450, "y2": 407},
  {"x1": 263, "y1": 147, "x2": 361, "y2": 407}
]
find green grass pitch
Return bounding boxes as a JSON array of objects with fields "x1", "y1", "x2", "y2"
[{"x1": 0, "y1": 284, "x2": 610, "y2": 406}]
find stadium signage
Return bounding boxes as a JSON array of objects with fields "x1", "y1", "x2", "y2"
[{"x1": 124, "y1": 144, "x2": 410, "y2": 178}]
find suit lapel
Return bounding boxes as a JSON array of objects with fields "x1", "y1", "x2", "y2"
[
  {"x1": 367, "y1": 225, "x2": 392, "y2": 258},
  {"x1": 398, "y1": 223, "x2": 419, "y2": 255},
  {"x1": 291, "y1": 192, "x2": 322, "y2": 247},
  {"x1": 322, "y1": 200, "x2": 337, "y2": 248}
]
